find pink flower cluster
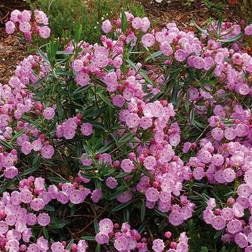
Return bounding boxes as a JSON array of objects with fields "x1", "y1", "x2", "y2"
[
  {"x1": 95, "y1": 218, "x2": 189, "y2": 252},
  {"x1": 0, "y1": 54, "x2": 52, "y2": 178},
  {"x1": 0, "y1": 174, "x2": 95, "y2": 251},
  {"x1": 203, "y1": 197, "x2": 252, "y2": 250},
  {"x1": 56, "y1": 116, "x2": 93, "y2": 139},
  {"x1": 4, "y1": 7, "x2": 252, "y2": 252},
  {"x1": 5, "y1": 10, "x2": 50, "y2": 41}
]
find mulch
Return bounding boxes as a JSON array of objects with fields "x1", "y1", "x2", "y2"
[
  {"x1": 0, "y1": 28, "x2": 28, "y2": 84},
  {"x1": 0, "y1": 0, "x2": 29, "y2": 84},
  {"x1": 137, "y1": 0, "x2": 240, "y2": 28}
]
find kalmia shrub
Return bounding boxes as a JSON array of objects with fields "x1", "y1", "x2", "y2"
[
  {"x1": 2, "y1": 7, "x2": 252, "y2": 252},
  {"x1": 5, "y1": 9, "x2": 50, "y2": 41}
]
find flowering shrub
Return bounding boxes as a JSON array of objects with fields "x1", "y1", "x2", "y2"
[
  {"x1": 2, "y1": 7, "x2": 252, "y2": 252},
  {"x1": 5, "y1": 9, "x2": 50, "y2": 41}
]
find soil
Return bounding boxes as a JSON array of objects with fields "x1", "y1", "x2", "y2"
[
  {"x1": 0, "y1": 0, "x2": 29, "y2": 84},
  {"x1": 137, "y1": 0, "x2": 240, "y2": 28},
  {"x1": 0, "y1": 28, "x2": 29, "y2": 84}
]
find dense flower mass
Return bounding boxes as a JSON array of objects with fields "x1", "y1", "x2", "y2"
[
  {"x1": 2, "y1": 6, "x2": 252, "y2": 252},
  {"x1": 5, "y1": 10, "x2": 50, "y2": 40}
]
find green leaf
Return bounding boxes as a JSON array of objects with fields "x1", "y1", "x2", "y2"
[
  {"x1": 200, "y1": 247, "x2": 209, "y2": 252},
  {"x1": 43, "y1": 227, "x2": 49, "y2": 240},
  {"x1": 217, "y1": 18, "x2": 222, "y2": 38},
  {"x1": 21, "y1": 155, "x2": 41, "y2": 176},
  {"x1": 94, "y1": 219, "x2": 99, "y2": 233},
  {"x1": 44, "y1": 205, "x2": 55, "y2": 212},
  {"x1": 111, "y1": 200, "x2": 133, "y2": 212},
  {"x1": 81, "y1": 236, "x2": 96, "y2": 241},
  {"x1": 50, "y1": 219, "x2": 70, "y2": 229},
  {"x1": 121, "y1": 12, "x2": 128, "y2": 33},
  {"x1": 0, "y1": 139, "x2": 13, "y2": 149},
  {"x1": 74, "y1": 23, "x2": 83, "y2": 43},
  {"x1": 47, "y1": 41, "x2": 59, "y2": 66},
  {"x1": 66, "y1": 240, "x2": 74, "y2": 250},
  {"x1": 217, "y1": 33, "x2": 242, "y2": 43},
  {"x1": 95, "y1": 244, "x2": 101, "y2": 252},
  {"x1": 97, "y1": 92, "x2": 113, "y2": 107},
  {"x1": 145, "y1": 51, "x2": 162, "y2": 62},
  {"x1": 140, "y1": 199, "x2": 146, "y2": 222},
  {"x1": 126, "y1": 59, "x2": 154, "y2": 85}
]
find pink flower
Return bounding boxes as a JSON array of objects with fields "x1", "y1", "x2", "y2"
[
  {"x1": 211, "y1": 216, "x2": 226, "y2": 230},
  {"x1": 95, "y1": 232, "x2": 109, "y2": 244},
  {"x1": 51, "y1": 242, "x2": 65, "y2": 252},
  {"x1": 43, "y1": 107, "x2": 55, "y2": 120},
  {"x1": 4, "y1": 166, "x2": 18, "y2": 179},
  {"x1": 105, "y1": 176, "x2": 118, "y2": 189},
  {"x1": 75, "y1": 72, "x2": 90, "y2": 86},
  {"x1": 114, "y1": 235, "x2": 129, "y2": 251},
  {"x1": 224, "y1": 128, "x2": 236, "y2": 140},
  {"x1": 41, "y1": 145, "x2": 54, "y2": 159},
  {"x1": 193, "y1": 167, "x2": 205, "y2": 180},
  {"x1": 21, "y1": 141, "x2": 32, "y2": 155},
  {"x1": 80, "y1": 123, "x2": 93, "y2": 136},
  {"x1": 174, "y1": 49, "x2": 187, "y2": 62},
  {"x1": 38, "y1": 26, "x2": 51, "y2": 39},
  {"x1": 222, "y1": 168, "x2": 236, "y2": 183},
  {"x1": 72, "y1": 59, "x2": 83, "y2": 72},
  {"x1": 10, "y1": 9, "x2": 21, "y2": 23},
  {"x1": 245, "y1": 24, "x2": 252, "y2": 36},
  {"x1": 32, "y1": 139, "x2": 43, "y2": 151},
  {"x1": 227, "y1": 219, "x2": 242, "y2": 234},
  {"x1": 234, "y1": 232, "x2": 248, "y2": 248},
  {"x1": 30, "y1": 198, "x2": 45, "y2": 211},
  {"x1": 140, "y1": 117, "x2": 152, "y2": 129},
  {"x1": 152, "y1": 239, "x2": 165, "y2": 252},
  {"x1": 160, "y1": 41, "x2": 173, "y2": 56},
  {"x1": 125, "y1": 113, "x2": 140, "y2": 128},
  {"x1": 143, "y1": 156, "x2": 157, "y2": 171},
  {"x1": 104, "y1": 71, "x2": 118, "y2": 92},
  {"x1": 37, "y1": 213, "x2": 50, "y2": 226},
  {"x1": 99, "y1": 218, "x2": 113, "y2": 234},
  {"x1": 37, "y1": 236, "x2": 49, "y2": 251},
  {"x1": 221, "y1": 208, "x2": 234, "y2": 221},
  {"x1": 145, "y1": 187, "x2": 159, "y2": 202},
  {"x1": 20, "y1": 189, "x2": 33, "y2": 203},
  {"x1": 0, "y1": 221, "x2": 8, "y2": 235},
  {"x1": 21, "y1": 10, "x2": 31, "y2": 22},
  {"x1": 34, "y1": 10, "x2": 48, "y2": 25},
  {"x1": 70, "y1": 189, "x2": 89, "y2": 204},
  {"x1": 77, "y1": 240, "x2": 88, "y2": 251},
  {"x1": 121, "y1": 159, "x2": 135, "y2": 173},
  {"x1": 101, "y1": 20, "x2": 112, "y2": 33},
  {"x1": 5, "y1": 21, "x2": 15, "y2": 34},
  {"x1": 98, "y1": 153, "x2": 112, "y2": 165},
  {"x1": 211, "y1": 128, "x2": 224, "y2": 141},
  {"x1": 141, "y1": 17, "x2": 150, "y2": 32},
  {"x1": 91, "y1": 189, "x2": 103, "y2": 203},
  {"x1": 80, "y1": 153, "x2": 92, "y2": 166},
  {"x1": 132, "y1": 17, "x2": 142, "y2": 30},
  {"x1": 19, "y1": 22, "x2": 31, "y2": 33},
  {"x1": 112, "y1": 95, "x2": 125, "y2": 108},
  {"x1": 169, "y1": 208, "x2": 184, "y2": 226},
  {"x1": 117, "y1": 191, "x2": 133, "y2": 203},
  {"x1": 211, "y1": 154, "x2": 224, "y2": 166},
  {"x1": 141, "y1": 33, "x2": 155, "y2": 47}
]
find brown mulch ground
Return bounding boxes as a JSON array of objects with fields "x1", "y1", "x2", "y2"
[
  {"x1": 138, "y1": 0, "x2": 240, "y2": 28},
  {"x1": 0, "y1": 0, "x2": 29, "y2": 84},
  {"x1": 0, "y1": 28, "x2": 28, "y2": 84}
]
